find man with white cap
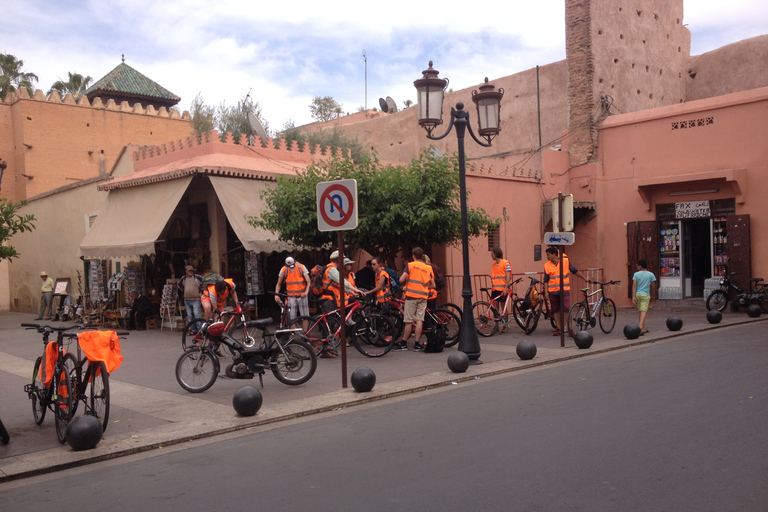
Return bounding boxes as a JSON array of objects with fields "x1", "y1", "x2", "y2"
[
  {"x1": 35, "y1": 271, "x2": 55, "y2": 321},
  {"x1": 275, "y1": 256, "x2": 311, "y2": 321},
  {"x1": 322, "y1": 250, "x2": 361, "y2": 307}
]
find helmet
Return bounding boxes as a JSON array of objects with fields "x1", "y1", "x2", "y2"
[{"x1": 285, "y1": 257, "x2": 295, "y2": 267}]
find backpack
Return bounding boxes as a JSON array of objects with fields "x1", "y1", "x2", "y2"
[
  {"x1": 522, "y1": 285, "x2": 540, "y2": 310},
  {"x1": 424, "y1": 322, "x2": 446, "y2": 353},
  {"x1": 384, "y1": 267, "x2": 401, "y2": 294},
  {"x1": 431, "y1": 263, "x2": 446, "y2": 291},
  {"x1": 309, "y1": 264, "x2": 328, "y2": 298},
  {"x1": 199, "y1": 273, "x2": 224, "y2": 293}
]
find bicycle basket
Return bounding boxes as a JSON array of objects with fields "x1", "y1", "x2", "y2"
[{"x1": 206, "y1": 321, "x2": 226, "y2": 337}]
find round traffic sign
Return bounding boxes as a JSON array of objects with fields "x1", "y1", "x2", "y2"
[{"x1": 319, "y1": 183, "x2": 355, "y2": 228}]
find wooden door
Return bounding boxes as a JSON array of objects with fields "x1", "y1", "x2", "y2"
[
  {"x1": 626, "y1": 221, "x2": 659, "y2": 299},
  {"x1": 726, "y1": 214, "x2": 751, "y2": 293}
]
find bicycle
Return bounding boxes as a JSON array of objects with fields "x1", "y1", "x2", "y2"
[
  {"x1": 471, "y1": 278, "x2": 523, "y2": 337},
  {"x1": 290, "y1": 295, "x2": 396, "y2": 357},
  {"x1": 268, "y1": 291, "x2": 293, "y2": 328},
  {"x1": 64, "y1": 329, "x2": 127, "y2": 433},
  {"x1": 23, "y1": 323, "x2": 79, "y2": 443},
  {"x1": 511, "y1": 276, "x2": 557, "y2": 335},
  {"x1": 567, "y1": 280, "x2": 621, "y2": 335},
  {"x1": 705, "y1": 272, "x2": 768, "y2": 312},
  {"x1": 175, "y1": 318, "x2": 316, "y2": 392},
  {"x1": 181, "y1": 299, "x2": 257, "y2": 351},
  {"x1": 382, "y1": 295, "x2": 461, "y2": 347}
]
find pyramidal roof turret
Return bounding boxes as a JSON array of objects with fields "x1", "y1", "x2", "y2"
[{"x1": 85, "y1": 57, "x2": 180, "y2": 109}]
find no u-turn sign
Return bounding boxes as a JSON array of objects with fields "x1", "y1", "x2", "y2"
[{"x1": 316, "y1": 179, "x2": 358, "y2": 232}]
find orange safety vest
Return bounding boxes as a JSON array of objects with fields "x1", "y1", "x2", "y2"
[
  {"x1": 346, "y1": 272, "x2": 356, "y2": 303},
  {"x1": 282, "y1": 264, "x2": 308, "y2": 297},
  {"x1": 375, "y1": 268, "x2": 390, "y2": 303},
  {"x1": 491, "y1": 259, "x2": 510, "y2": 291},
  {"x1": 322, "y1": 263, "x2": 341, "y2": 305},
  {"x1": 203, "y1": 278, "x2": 235, "y2": 309},
  {"x1": 545, "y1": 255, "x2": 571, "y2": 293},
  {"x1": 404, "y1": 261, "x2": 432, "y2": 300}
]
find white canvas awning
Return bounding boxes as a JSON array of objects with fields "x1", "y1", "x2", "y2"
[
  {"x1": 78, "y1": 177, "x2": 193, "y2": 258},
  {"x1": 209, "y1": 176, "x2": 294, "y2": 253}
]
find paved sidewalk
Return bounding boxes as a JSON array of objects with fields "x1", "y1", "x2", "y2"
[{"x1": 1, "y1": 305, "x2": 763, "y2": 481}]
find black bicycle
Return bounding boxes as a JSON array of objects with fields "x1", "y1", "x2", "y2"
[{"x1": 705, "y1": 272, "x2": 768, "y2": 312}]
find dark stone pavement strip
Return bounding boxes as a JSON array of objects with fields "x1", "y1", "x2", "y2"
[{"x1": 1, "y1": 307, "x2": 764, "y2": 481}]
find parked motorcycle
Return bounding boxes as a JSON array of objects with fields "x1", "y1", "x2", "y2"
[{"x1": 705, "y1": 272, "x2": 768, "y2": 312}]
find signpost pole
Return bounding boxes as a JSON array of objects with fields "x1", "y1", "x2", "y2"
[
  {"x1": 337, "y1": 230, "x2": 348, "y2": 388},
  {"x1": 558, "y1": 192, "x2": 565, "y2": 348}
]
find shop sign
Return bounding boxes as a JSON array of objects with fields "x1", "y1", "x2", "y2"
[{"x1": 675, "y1": 200, "x2": 710, "y2": 219}]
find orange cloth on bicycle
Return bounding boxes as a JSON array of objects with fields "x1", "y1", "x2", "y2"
[
  {"x1": 491, "y1": 259, "x2": 511, "y2": 291},
  {"x1": 42, "y1": 341, "x2": 60, "y2": 387},
  {"x1": 282, "y1": 264, "x2": 308, "y2": 296},
  {"x1": 77, "y1": 331, "x2": 124, "y2": 374},
  {"x1": 545, "y1": 255, "x2": 571, "y2": 293},
  {"x1": 403, "y1": 261, "x2": 433, "y2": 300},
  {"x1": 375, "y1": 268, "x2": 390, "y2": 303}
]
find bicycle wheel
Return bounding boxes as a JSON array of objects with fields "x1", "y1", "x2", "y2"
[
  {"x1": 87, "y1": 361, "x2": 110, "y2": 433},
  {"x1": 175, "y1": 348, "x2": 219, "y2": 393},
  {"x1": 525, "y1": 299, "x2": 544, "y2": 335},
  {"x1": 351, "y1": 313, "x2": 396, "y2": 357},
  {"x1": 289, "y1": 315, "x2": 326, "y2": 356},
  {"x1": 61, "y1": 353, "x2": 80, "y2": 417},
  {"x1": 54, "y1": 365, "x2": 73, "y2": 444},
  {"x1": 471, "y1": 301, "x2": 499, "y2": 337},
  {"x1": 437, "y1": 302, "x2": 463, "y2": 321},
  {"x1": 0, "y1": 417, "x2": 8, "y2": 444},
  {"x1": 230, "y1": 321, "x2": 262, "y2": 350},
  {"x1": 598, "y1": 298, "x2": 618, "y2": 334},
  {"x1": 432, "y1": 308, "x2": 461, "y2": 347},
  {"x1": 30, "y1": 356, "x2": 48, "y2": 425},
  {"x1": 271, "y1": 336, "x2": 317, "y2": 385},
  {"x1": 181, "y1": 319, "x2": 207, "y2": 351},
  {"x1": 567, "y1": 302, "x2": 589, "y2": 336},
  {"x1": 759, "y1": 292, "x2": 768, "y2": 313},
  {"x1": 705, "y1": 289, "x2": 728, "y2": 311}
]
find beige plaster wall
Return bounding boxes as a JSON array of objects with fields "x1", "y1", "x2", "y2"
[{"x1": 686, "y1": 35, "x2": 768, "y2": 101}]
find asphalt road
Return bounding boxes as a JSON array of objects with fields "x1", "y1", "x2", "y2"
[{"x1": 1, "y1": 322, "x2": 766, "y2": 511}]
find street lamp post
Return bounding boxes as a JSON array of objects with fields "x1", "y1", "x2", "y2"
[{"x1": 414, "y1": 62, "x2": 504, "y2": 364}]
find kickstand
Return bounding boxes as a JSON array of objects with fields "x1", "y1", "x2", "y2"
[{"x1": 258, "y1": 372, "x2": 264, "y2": 388}]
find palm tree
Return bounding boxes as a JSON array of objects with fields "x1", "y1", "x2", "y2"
[
  {"x1": 0, "y1": 53, "x2": 39, "y2": 101},
  {"x1": 48, "y1": 72, "x2": 93, "y2": 99}
]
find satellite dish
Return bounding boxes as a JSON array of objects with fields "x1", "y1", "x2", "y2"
[
  {"x1": 429, "y1": 146, "x2": 445, "y2": 158},
  {"x1": 378, "y1": 98, "x2": 388, "y2": 113},
  {"x1": 247, "y1": 112, "x2": 269, "y2": 145},
  {"x1": 386, "y1": 96, "x2": 398, "y2": 113}
]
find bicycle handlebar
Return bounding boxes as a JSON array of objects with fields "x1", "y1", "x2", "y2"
[{"x1": 587, "y1": 280, "x2": 621, "y2": 286}]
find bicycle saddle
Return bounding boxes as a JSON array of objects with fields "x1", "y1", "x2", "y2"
[{"x1": 246, "y1": 318, "x2": 272, "y2": 330}]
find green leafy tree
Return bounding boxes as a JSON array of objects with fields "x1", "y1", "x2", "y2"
[
  {"x1": 216, "y1": 93, "x2": 271, "y2": 144},
  {"x1": 0, "y1": 53, "x2": 39, "y2": 101},
  {"x1": 250, "y1": 150, "x2": 500, "y2": 265},
  {"x1": 189, "y1": 92, "x2": 215, "y2": 138},
  {"x1": 0, "y1": 197, "x2": 36, "y2": 261},
  {"x1": 47, "y1": 72, "x2": 92, "y2": 99},
  {"x1": 309, "y1": 96, "x2": 342, "y2": 123}
]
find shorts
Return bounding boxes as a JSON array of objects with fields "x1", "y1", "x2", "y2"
[
  {"x1": 403, "y1": 298, "x2": 427, "y2": 324},
  {"x1": 635, "y1": 293, "x2": 651, "y2": 312},
  {"x1": 287, "y1": 295, "x2": 310, "y2": 318},
  {"x1": 549, "y1": 292, "x2": 570, "y2": 314}
]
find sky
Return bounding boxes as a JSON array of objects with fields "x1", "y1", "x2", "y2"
[{"x1": 2, "y1": 0, "x2": 767, "y2": 131}]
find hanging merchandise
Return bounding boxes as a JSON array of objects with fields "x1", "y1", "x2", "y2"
[
  {"x1": 245, "y1": 251, "x2": 265, "y2": 296},
  {"x1": 89, "y1": 259, "x2": 107, "y2": 303},
  {"x1": 107, "y1": 272, "x2": 125, "y2": 291},
  {"x1": 659, "y1": 222, "x2": 680, "y2": 277}
]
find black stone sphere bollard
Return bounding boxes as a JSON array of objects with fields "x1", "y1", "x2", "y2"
[
  {"x1": 706, "y1": 309, "x2": 722, "y2": 324},
  {"x1": 66, "y1": 415, "x2": 103, "y2": 451},
  {"x1": 574, "y1": 331, "x2": 594, "y2": 349},
  {"x1": 747, "y1": 304, "x2": 762, "y2": 318},
  {"x1": 447, "y1": 351, "x2": 470, "y2": 373},
  {"x1": 351, "y1": 367, "x2": 376, "y2": 392},
  {"x1": 623, "y1": 323, "x2": 642, "y2": 339},
  {"x1": 516, "y1": 340, "x2": 537, "y2": 360},
  {"x1": 233, "y1": 386, "x2": 263, "y2": 417},
  {"x1": 666, "y1": 316, "x2": 683, "y2": 331}
]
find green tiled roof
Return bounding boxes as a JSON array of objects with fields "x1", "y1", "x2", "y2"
[{"x1": 85, "y1": 62, "x2": 180, "y2": 102}]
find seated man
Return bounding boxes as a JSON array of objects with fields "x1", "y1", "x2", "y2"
[
  {"x1": 201, "y1": 278, "x2": 238, "y2": 320},
  {"x1": 128, "y1": 291, "x2": 153, "y2": 330}
]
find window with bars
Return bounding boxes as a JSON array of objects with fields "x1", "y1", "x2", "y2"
[{"x1": 487, "y1": 227, "x2": 500, "y2": 251}]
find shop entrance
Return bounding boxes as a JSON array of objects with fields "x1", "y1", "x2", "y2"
[{"x1": 683, "y1": 218, "x2": 712, "y2": 298}]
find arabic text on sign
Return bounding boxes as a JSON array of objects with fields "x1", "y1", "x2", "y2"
[{"x1": 675, "y1": 200, "x2": 711, "y2": 219}]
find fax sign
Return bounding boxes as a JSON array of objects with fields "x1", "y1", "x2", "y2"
[
  {"x1": 544, "y1": 232, "x2": 575, "y2": 245},
  {"x1": 317, "y1": 179, "x2": 358, "y2": 232}
]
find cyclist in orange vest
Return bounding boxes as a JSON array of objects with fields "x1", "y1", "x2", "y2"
[
  {"x1": 201, "y1": 278, "x2": 238, "y2": 320},
  {"x1": 543, "y1": 246, "x2": 579, "y2": 336},
  {"x1": 275, "y1": 256, "x2": 311, "y2": 321},
  {"x1": 490, "y1": 247, "x2": 512, "y2": 332},
  {"x1": 322, "y1": 250, "x2": 360, "y2": 308},
  {"x1": 395, "y1": 247, "x2": 436, "y2": 352},
  {"x1": 364, "y1": 256, "x2": 391, "y2": 304}
]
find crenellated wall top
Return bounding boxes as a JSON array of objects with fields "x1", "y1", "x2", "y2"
[{"x1": 1, "y1": 87, "x2": 191, "y2": 120}]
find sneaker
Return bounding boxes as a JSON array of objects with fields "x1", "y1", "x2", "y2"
[
  {"x1": 393, "y1": 341, "x2": 408, "y2": 351},
  {"x1": 214, "y1": 348, "x2": 225, "y2": 357},
  {"x1": 413, "y1": 342, "x2": 424, "y2": 351}
]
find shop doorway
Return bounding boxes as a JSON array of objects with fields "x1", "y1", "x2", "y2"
[{"x1": 683, "y1": 218, "x2": 712, "y2": 298}]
